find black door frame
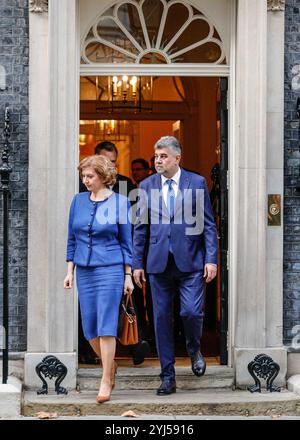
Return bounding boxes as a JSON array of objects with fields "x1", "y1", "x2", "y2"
[{"x1": 219, "y1": 77, "x2": 229, "y2": 365}]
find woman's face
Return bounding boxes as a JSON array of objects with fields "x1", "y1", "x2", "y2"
[{"x1": 82, "y1": 167, "x2": 104, "y2": 192}]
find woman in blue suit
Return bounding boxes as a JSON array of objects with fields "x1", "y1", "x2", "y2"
[{"x1": 64, "y1": 155, "x2": 133, "y2": 402}]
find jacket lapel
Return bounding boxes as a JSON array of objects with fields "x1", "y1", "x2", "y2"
[
  {"x1": 174, "y1": 168, "x2": 190, "y2": 216},
  {"x1": 157, "y1": 173, "x2": 170, "y2": 218},
  {"x1": 151, "y1": 173, "x2": 169, "y2": 218}
]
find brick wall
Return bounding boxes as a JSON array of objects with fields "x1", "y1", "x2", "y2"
[
  {"x1": 284, "y1": 0, "x2": 300, "y2": 347},
  {"x1": 0, "y1": 0, "x2": 28, "y2": 351}
]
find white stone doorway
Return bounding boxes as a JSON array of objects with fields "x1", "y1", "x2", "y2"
[{"x1": 26, "y1": 0, "x2": 288, "y2": 390}]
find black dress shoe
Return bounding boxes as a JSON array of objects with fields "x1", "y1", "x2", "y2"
[
  {"x1": 156, "y1": 379, "x2": 176, "y2": 395},
  {"x1": 132, "y1": 340, "x2": 151, "y2": 365},
  {"x1": 191, "y1": 351, "x2": 206, "y2": 377},
  {"x1": 133, "y1": 356, "x2": 144, "y2": 366},
  {"x1": 79, "y1": 354, "x2": 98, "y2": 365}
]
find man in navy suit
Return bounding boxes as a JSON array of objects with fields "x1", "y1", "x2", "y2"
[{"x1": 133, "y1": 136, "x2": 218, "y2": 395}]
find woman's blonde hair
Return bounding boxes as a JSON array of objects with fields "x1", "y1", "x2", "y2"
[{"x1": 78, "y1": 154, "x2": 117, "y2": 187}]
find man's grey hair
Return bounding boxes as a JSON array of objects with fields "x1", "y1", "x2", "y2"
[{"x1": 154, "y1": 136, "x2": 182, "y2": 155}]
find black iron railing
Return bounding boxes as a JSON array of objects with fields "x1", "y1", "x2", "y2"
[{"x1": 1, "y1": 106, "x2": 12, "y2": 384}]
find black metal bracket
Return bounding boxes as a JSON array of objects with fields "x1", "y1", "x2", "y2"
[
  {"x1": 247, "y1": 353, "x2": 281, "y2": 393},
  {"x1": 35, "y1": 355, "x2": 68, "y2": 395}
]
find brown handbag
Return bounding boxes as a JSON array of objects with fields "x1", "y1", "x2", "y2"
[{"x1": 117, "y1": 294, "x2": 139, "y2": 345}]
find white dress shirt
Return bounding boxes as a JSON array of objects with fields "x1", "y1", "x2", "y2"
[{"x1": 161, "y1": 167, "x2": 181, "y2": 207}]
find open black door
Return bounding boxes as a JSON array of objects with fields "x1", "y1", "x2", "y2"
[{"x1": 219, "y1": 77, "x2": 229, "y2": 365}]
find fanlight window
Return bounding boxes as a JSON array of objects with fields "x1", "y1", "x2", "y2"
[{"x1": 81, "y1": 0, "x2": 226, "y2": 65}]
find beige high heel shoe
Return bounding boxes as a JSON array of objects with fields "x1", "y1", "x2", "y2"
[
  {"x1": 96, "y1": 361, "x2": 118, "y2": 403},
  {"x1": 96, "y1": 389, "x2": 111, "y2": 403}
]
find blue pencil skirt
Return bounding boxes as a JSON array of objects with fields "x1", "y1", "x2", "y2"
[{"x1": 76, "y1": 265, "x2": 124, "y2": 340}]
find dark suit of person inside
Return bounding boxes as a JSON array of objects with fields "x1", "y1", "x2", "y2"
[
  {"x1": 79, "y1": 141, "x2": 150, "y2": 365},
  {"x1": 131, "y1": 159, "x2": 156, "y2": 349}
]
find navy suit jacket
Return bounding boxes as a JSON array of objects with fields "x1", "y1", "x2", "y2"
[{"x1": 133, "y1": 168, "x2": 218, "y2": 274}]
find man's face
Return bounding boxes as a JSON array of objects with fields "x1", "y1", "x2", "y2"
[
  {"x1": 98, "y1": 149, "x2": 117, "y2": 165},
  {"x1": 154, "y1": 147, "x2": 181, "y2": 178},
  {"x1": 131, "y1": 163, "x2": 149, "y2": 184}
]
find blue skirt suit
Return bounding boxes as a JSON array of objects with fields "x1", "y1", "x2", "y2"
[{"x1": 66, "y1": 192, "x2": 132, "y2": 340}]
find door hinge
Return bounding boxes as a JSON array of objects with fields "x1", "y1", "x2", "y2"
[
  {"x1": 226, "y1": 170, "x2": 229, "y2": 190},
  {"x1": 226, "y1": 250, "x2": 230, "y2": 271}
]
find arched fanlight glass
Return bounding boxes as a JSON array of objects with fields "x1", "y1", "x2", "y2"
[{"x1": 81, "y1": 0, "x2": 226, "y2": 65}]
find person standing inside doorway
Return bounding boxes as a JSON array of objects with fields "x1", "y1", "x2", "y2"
[
  {"x1": 79, "y1": 141, "x2": 136, "y2": 196},
  {"x1": 131, "y1": 158, "x2": 150, "y2": 186},
  {"x1": 133, "y1": 136, "x2": 218, "y2": 396},
  {"x1": 131, "y1": 158, "x2": 155, "y2": 354}
]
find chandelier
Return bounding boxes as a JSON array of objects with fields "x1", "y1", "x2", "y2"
[
  {"x1": 94, "y1": 119, "x2": 121, "y2": 141},
  {"x1": 79, "y1": 120, "x2": 132, "y2": 143},
  {"x1": 96, "y1": 75, "x2": 153, "y2": 113}
]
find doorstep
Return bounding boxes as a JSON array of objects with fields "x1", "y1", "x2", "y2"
[
  {"x1": 77, "y1": 365, "x2": 234, "y2": 391},
  {"x1": 22, "y1": 388, "x2": 300, "y2": 417}
]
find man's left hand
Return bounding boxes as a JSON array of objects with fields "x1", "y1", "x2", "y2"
[{"x1": 204, "y1": 264, "x2": 217, "y2": 283}]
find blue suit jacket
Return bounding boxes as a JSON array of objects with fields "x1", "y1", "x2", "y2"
[
  {"x1": 133, "y1": 168, "x2": 218, "y2": 273},
  {"x1": 66, "y1": 192, "x2": 132, "y2": 267}
]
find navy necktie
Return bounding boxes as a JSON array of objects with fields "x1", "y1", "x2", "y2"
[{"x1": 166, "y1": 179, "x2": 175, "y2": 219}]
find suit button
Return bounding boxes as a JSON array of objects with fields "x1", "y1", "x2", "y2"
[
  {"x1": 91, "y1": 212, "x2": 93, "y2": 215},
  {"x1": 88, "y1": 223, "x2": 91, "y2": 227},
  {"x1": 88, "y1": 233, "x2": 91, "y2": 237},
  {"x1": 88, "y1": 245, "x2": 91, "y2": 248}
]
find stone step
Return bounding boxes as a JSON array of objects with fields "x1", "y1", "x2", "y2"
[
  {"x1": 77, "y1": 366, "x2": 234, "y2": 391},
  {"x1": 23, "y1": 388, "x2": 300, "y2": 417}
]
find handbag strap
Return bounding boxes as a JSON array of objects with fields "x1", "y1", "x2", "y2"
[
  {"x1": 124, "y1": 294, "x2": 134, "y2": 308},
  {"x1": 122, "y1": 294, "x2": 136, "y2": 323}
]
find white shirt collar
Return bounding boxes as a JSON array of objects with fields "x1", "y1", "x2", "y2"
[{"x1": 161, "y1": 167, "x2": 181, "y2": 186}]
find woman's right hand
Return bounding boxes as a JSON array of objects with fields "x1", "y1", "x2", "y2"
[{"x1": 64, "y1": 273, "x2": 73, "y2": 289}]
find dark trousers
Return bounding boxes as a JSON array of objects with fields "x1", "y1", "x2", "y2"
[
  {"x1": 149, "y1": 253, "x2": 204, "y2": 381},
  {"x1": 132, "y1": 276, "x2": 154, "y2": 342},
  {"x1": 132, "y1": 284, "x2": 147, "y2": 341}
]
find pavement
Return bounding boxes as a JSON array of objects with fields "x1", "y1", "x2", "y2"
[{"x1": 3, "y1": 414, "x2": 300, "y2": 420}]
